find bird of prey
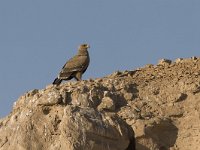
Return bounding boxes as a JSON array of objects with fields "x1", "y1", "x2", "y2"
[{"x1": 53, "y1": 44, "x2": 90, "y2": 85}]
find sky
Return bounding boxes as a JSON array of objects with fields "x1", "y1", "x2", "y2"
[{"x1": 0, "y1": 0, "x2": 200, "y2": 118}]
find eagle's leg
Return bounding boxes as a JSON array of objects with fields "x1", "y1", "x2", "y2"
[{"x1": 74, "y1": 72, "x2": 82, "y2": 81}]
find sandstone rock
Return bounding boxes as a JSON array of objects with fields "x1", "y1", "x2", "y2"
[
  {"x1": 123, "y1": 92, "x2": 134, "y2": 101},
  {"x1": 158, "y1": 59, "x2": 172, "y2": 66},
  {"x1": 0, "y1": 99, "x2": 135, "y2": 150},
  {"x1": 1, "y1": 57, "x2": 200, "y2": 150},
  {"x1": 97, "y1": 96, "x2": 115, "y2": 111},
  {"x1": 175, "y1": 58, "x2": 183, "y2": 63},
  {"x1": 191, "y1": 56, "x2": 197, "y2": 60},
  {"x1": 0, "y1": 82, "x2": 135, "y2": 150}
]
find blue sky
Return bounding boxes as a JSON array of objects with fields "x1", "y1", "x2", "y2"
[{"x1": 0, "y1": 0, "x2": 200, "y2": 118}]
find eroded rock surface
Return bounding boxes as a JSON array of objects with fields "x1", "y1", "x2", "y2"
[{"x1": 1, "y1": 57, "x2": 200, "y2": 150}]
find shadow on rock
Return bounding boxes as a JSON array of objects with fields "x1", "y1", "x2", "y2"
[{"x1": 144, "y1": 119, "x2": 178, "y2": 149}]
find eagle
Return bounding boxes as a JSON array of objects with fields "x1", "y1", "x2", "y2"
[{"x1": 53, "y1": 44, "x2": 90, "y2": 85}]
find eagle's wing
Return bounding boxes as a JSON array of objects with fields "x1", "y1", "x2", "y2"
[{"x1": 58, "y1": 55, "x2": 89, "y2": 79}]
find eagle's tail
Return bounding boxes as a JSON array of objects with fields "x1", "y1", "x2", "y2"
[{"x1": 53, "y1": 78, "x2": 62, "y2": 85}]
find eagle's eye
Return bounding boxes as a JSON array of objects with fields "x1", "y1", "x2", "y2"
[{"x1": 80, "y1": 44, "x2": 89, "y2": 49}]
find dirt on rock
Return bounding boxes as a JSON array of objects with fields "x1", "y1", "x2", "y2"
[{"x1": 0, "y1": 57, "x2": 200, "y2": 150}]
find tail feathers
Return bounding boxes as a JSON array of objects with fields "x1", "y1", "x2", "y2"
[{"x1": 53, "y1": 78, "x2": 62, "y2": 85}]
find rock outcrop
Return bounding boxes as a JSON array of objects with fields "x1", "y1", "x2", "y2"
[{"x1": 0, "y1": 57, "x2": 200, "y2": 150}]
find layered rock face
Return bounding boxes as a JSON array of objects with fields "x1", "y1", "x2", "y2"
[{"x1": 0, "y1": 57, "x2": 200, "y2": 150}]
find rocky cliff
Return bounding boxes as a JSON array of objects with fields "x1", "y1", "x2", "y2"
[{"x1": 0, "y1": 57, "x2": 200, "y2": 150}]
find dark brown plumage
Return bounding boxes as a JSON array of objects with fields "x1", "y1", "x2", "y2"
[{"x1": 53, "y1": 44, "x2": 90, "y2": 85}]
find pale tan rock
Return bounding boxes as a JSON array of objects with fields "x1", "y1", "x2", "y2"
[
  {"x1": 97, "y1": 97, "x2": 115, "y2": 111},
  {"x1": 1, "y1": 57, "x2": 200, "y2": 150},
  {"x1": 158, "y1": 59, "x2": 172, "y2": 66},
  {"x1": 175, "y1": 58, "x2": 183, "y2": 63},
  {"x1": 123, "y1": 92, "x2": 134, "y2": 101},
  {"x1": 0, "y1": 98, "x2": 134, "y2": 150}
]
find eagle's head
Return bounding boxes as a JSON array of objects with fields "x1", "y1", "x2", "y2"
[
  {"x1": 78, "y1": 44, "x2": 90, "y2": 55},
  {"x1": 79, "y1": 44, "x2": 90, "y2": 49}
]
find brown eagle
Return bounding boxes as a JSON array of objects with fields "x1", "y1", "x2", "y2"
[{"x1": 53, "y1": 44, "x2": 90, "y2": 85}]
